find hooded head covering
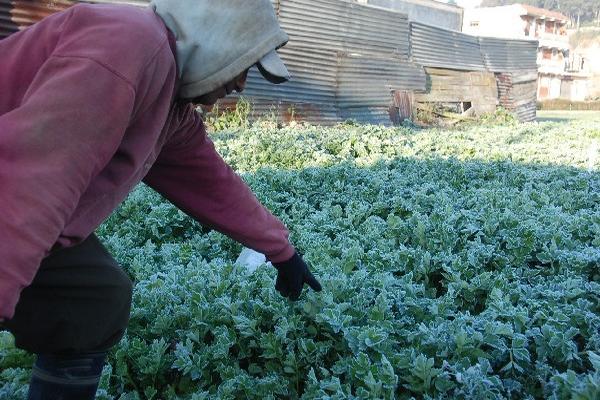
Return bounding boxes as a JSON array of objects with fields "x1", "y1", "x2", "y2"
[{"x1": 151, "y1": 0, "x2": 290, "y2": 99}]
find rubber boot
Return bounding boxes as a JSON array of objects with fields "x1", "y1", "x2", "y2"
[{"x1": 27, "y1": 352, "x2": 106, "y2": 400}]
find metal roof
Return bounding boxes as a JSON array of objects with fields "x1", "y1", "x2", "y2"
[{"x1": 410, "y1": 22, "x2": 486, "y2": 71}]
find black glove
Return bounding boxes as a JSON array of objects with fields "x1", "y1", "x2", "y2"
[{"x1": 273, "y1": 252, "x2": 322, "y2": 301}]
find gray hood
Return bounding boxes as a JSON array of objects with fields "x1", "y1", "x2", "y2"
[{"x1": 151, "y1": 0, "x2": 289, "y2": 99}]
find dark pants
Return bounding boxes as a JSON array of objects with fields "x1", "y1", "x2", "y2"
[{"x1": 5, "y1": 234, "x2": 133, "y2": 355}]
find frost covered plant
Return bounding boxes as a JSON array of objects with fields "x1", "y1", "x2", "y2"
[{"x1": 2, "y1": 117, "x2": 599, "y2": 399}]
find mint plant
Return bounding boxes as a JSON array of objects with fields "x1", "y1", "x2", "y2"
[{"x1": 2, "y1": 118, "x2": 599, "y2": 399}]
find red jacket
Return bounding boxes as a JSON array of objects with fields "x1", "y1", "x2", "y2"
[{"x1": 0, "y1": 4, "x2": 295, "y2": 319}]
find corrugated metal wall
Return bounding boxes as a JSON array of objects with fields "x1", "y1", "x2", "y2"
[
  {"x1": 0, "y1": 0, "x2": 18, "y2": 38},
  {"x1": 234, "y1": 45, "x2": 341, "y2": 125},
  {"x1": 259, "y1": 0, "x2": 425, "y2": 125},
  {"x1": 337, "y1": 53, "x2": 426, "y2": 124},
  {"x1": 2, "y1": 0, "x2": 539, "y2": 124},
  {"x1": 410, "y1": 22, "x2": 486, "y2": 71},
  {"x1": 219, "y1": 97, "x2": 340, "y2": 126},
  {"x1": 366, "y1": 0, "x2": 463, "y2": 31},
  {"x1": 337, "y1": 54, "x2": 426, "y2": 107},
  {"x1": 229, "y1": 0, "x2": 425, "y2": 125},
  {"x1": 279, "y1": 0, "x2": 410, "y2": 57},
  {"x1": 242, "y1": 46, "x2": 339, "y2": 105},
  {"x1": 409, "y1": 23, "x2": 537, "y2": 122},
  {"x1": 478, "y1": 38, "x2": 538, "y2": 122},
  {"x1": 0, "y1": 0, "x2": 72, "y2": 39},
  {"x1": 496, "y1": 71, "x2": 538, "y2": 122},
  {"x1": 479, "y1": 37, "x2": 538, "y2": 73}
]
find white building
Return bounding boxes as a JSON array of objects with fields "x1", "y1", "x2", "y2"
[{"x1": 463, "y1": 3, "x2": 590, "y2": 101}]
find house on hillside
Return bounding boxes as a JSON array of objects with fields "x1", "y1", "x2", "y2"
[
  {"x1": 463, "y1": 3, "x2": 590, "y2": 102},
  {"x1": 570, "y1": 28, "x2": 600, "y2": 99}
]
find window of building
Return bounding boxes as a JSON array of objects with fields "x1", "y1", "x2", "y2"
[{"x1": 543, "y1": 49, "x2": 552, "y2": 60}]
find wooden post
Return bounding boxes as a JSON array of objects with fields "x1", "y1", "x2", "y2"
[{"x1": 390, "y1": 90, "x2": 414, "y2": 125}]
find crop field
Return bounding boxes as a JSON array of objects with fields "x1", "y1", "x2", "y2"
[
  {"x1": 1, "y1": 117, "x2": 599, "y2": 399},
  {"x1": 537, "y1": 110, "x2": 600, "y2": 123}
]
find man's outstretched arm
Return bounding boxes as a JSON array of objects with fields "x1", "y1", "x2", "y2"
[
  {"x1": 144, "y1": 105, "x2": 322, "y2": 299},
  {"x1": 143, "y1": 105, "x2": 295, "y2": 263}
]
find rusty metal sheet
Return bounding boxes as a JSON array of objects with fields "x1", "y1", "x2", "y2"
[
  {"x1": 0, "y1": 3, "x2": 19, "y2": 39},
  {"x1": 496, "y1": 71, "x2": 537, "y2": 122},
  {"x1": 390, "y1": 90, "x2": 414, "y2": 124},
  {"x1": 218, "y1": 97, "x2": 339, "y2": 126},
  {"x1": 0, "y1": 0, "x2": 149, "y2": 40},
  {"x1": 249, "y1": 99, "x2": 339, "y2": 126},
  {"x1": 0, "y1": 0, "x2": 72, "y2": 39}
]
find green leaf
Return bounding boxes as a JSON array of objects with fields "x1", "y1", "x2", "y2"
[{"x1": 588, "y1": 351, "x2": 600, "y2": 372}]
